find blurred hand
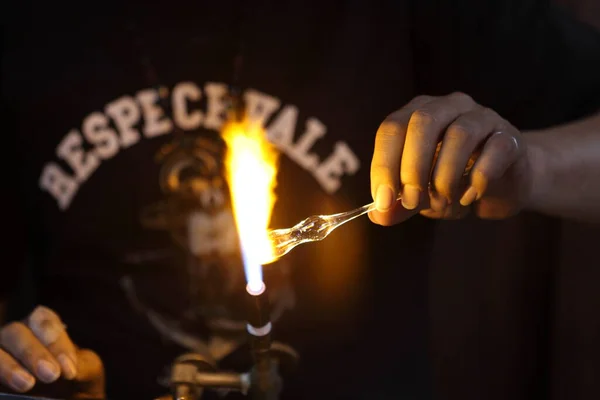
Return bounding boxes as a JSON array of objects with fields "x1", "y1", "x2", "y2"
[
  {"x1": 0, "y1": 306, "x2": 104, "y2": 398},
  {"x1": 369, "y1": 92, "x2": 532, "y2": 225}
]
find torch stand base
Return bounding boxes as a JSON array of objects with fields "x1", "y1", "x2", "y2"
[{"x1": 169, "y1": 342, "x2": 298, "y2": 400}]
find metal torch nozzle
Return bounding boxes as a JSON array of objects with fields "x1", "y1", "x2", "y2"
[{"x1": 246, "y1": 282, "x2": 279, "y2": 399}]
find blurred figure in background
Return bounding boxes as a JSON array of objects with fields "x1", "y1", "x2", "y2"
[{"x1": 1, "y1": 0, "x2": 600, "y2": 399}]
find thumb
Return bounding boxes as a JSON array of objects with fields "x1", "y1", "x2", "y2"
[{"x1": 73, "y1": 349, "x2": 105, "y2": 399}]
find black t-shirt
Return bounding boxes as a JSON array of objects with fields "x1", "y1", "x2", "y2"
[{"x1": 2, "y1": 1, "x2": 600, "y2": 399}]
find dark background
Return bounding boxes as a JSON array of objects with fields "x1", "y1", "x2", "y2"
[{"x1": 556, "y1": 0, "x2": 600, "y2": 29}]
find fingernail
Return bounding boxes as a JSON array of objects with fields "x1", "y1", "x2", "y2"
[
  {"x1": 429, "y1": 190, "x2": 448, "y2": 212},
  {"x1": 460, "y1": 186, "x2": 479, "y2": 206},
  {"x1": 29, "y1": 307, "x2": 64, "y2": 346},
  {"x1": 37, "y1": 322, "x2": 61, "y2": 346},
  {"x1": 37, "y1": 359, "x2": 60, "y2": 383},
  {"x1": 429, "y1": 192, "x2": 448, "y2": 212},
  {"x1": 58, "y1": 354, "x2": 77, "y2": 380},
  {"x1": 11, "y1": 370, "x2": 35, "y2": 392},
  {"x1": 375, "y1": 185, "x2": 395, "y2": 212},
  {"x1": 367, "y1": 211, "x2": 378, "y2": 224},
  {"x1": 401, "y1": 184, "x2": 420, "y2": 210}
]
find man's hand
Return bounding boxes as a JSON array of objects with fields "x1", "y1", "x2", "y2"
[
  {"x1": 369, "y1": 92, "x2": 532, "y2": 225},
  {"x1": 0, "y1": 306, "x2": 104, "y2": 398}
]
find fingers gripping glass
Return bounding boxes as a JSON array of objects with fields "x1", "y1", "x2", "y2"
[{"x1": 265, "y1": 144, "x2": 476, "y2": 264}]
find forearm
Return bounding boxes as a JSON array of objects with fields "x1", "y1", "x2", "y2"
[{"x1": 524, "y1": 111, "x2": 600, "y2": 222}]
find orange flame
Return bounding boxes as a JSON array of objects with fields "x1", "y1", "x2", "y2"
[{"x1": 222, "y1": 118, "x2": 279, "y2": 291}]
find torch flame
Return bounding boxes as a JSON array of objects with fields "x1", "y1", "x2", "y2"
[{"x1": 222, "y1": 118, "x2": 279, "y2": 292}]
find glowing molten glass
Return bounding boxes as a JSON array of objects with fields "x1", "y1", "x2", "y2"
[{"x1": 222, "y1": 118, "x2": 279, "y2": 292}]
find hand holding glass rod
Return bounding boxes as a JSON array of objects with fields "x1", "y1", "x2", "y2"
[{"x1": 263, "y1": 151, "x2": 475, "y2": 264}]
